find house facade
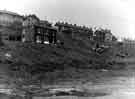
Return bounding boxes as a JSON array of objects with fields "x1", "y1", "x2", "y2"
[
  {"x1": 22, "y1": 15, "x2": 40, "y2": 42},
  {"x1": 34, "y1": 25, "x2": 57, "y2": 44},
  {"x1": 0, "y1": 10, "x2": 23, "y2": 43},
  {"x1": 22, "y1": 15, "x2": 57, "y2": 44},
  {"x1": 0, "y1": 10, "x2": 23, "y2": 26}
]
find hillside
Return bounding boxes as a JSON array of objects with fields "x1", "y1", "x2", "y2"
[
  {"x1": 0, "y1": 29, "x2": 128, "y2": 98},
  {"x1": 0, "y1": 35, "x2": 118, "y2": 83}
]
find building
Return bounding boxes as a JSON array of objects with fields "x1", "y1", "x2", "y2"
[
  {"x1": 34, "y1": 25, "x2": 57, "y2": 44},
  {"x1": 39, "y1": 20, "x2": 52, "y2": 27},
  {"x1": 0, "y1": 10, "x2": 23, "y2": 43},
  {"x1": 22, "y1": 15, "x2": 57, "y2": 44},
  {"x1": 55, "y1": 22, "x2": 93, "y2": 40},
  {"x1": 22, "y1": 15, "x2": 40, "y2": 42},
  {"x1": 0, "y1": 10, "x2": 23, "y2": 26}
]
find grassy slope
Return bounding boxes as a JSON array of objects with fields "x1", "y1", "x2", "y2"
[
  {"x1": 0, "y1": 31, "x2": 134, "y2": 99},
  {"x1": 0, "y1": 32, "x2": 118, "y2": 85},
  {"x1": 0, "y1": 28, "x2": 128, "y2": 87}
]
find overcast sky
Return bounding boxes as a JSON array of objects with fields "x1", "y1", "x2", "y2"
[{"x1": 0, "y1": 0, "x2": 135, "y2": 39}]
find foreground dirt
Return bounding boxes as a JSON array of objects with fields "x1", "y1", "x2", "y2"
[
  {"x1": 0, "y1": 42, "x2": 132, "y2": 98},
  {"x1": 31, "y1": 57, "x2": 135, "y2": 99},
  {"x1": 0, "y1": 63, "x2": 135, "y2": 99},
  {"x1": 33, "y1": 68, "x2": 135, "y2": 99}
]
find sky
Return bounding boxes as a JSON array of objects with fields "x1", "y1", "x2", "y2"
[{"x1": 0, "y1": 0, "x2": 135, "y2": 39}]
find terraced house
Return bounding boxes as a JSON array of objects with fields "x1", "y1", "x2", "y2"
[
  {"x1": 0, "y1": 10, "x2": 23, "y2": 43},
  {"x1": 22, "y1": 15, "x2": 57, "y2": 44}
]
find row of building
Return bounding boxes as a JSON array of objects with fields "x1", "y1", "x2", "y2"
[
  {"x1": 54, "y1": 22, "x2": 117, "y2": 43},
  {"x1": 0, "y1": 10, "x2": 117, "y2": 45},
  {"x1": 0, "y1": 10, "x2": 57, "y2": 44}
]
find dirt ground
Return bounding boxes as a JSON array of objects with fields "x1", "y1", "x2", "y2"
[
  {"x1": 33, "y1": 69, "x2": 135, "y2": 99},
  {"x1": 0, "y1": 54, "x2": 135, "y2": 99},
  {"x1": 32, "y1": 57, "x2": 135, "y2": 99}
]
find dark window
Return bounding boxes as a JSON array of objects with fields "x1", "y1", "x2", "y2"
[{"x1": 9, "y1": 35, "x2": 22, "y2": 41}]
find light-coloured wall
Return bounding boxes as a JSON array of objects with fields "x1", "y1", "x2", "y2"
[
  {"x1": 22, "y1": 15, "x2": 40, "y2": 42},
  {"x1": 0, "y1": 12, "x2": 23, "y2": 26}
]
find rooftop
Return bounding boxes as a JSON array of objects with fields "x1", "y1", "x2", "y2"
[{"x1": 0, "y1": 10, "x2": 22, "y2": 17}]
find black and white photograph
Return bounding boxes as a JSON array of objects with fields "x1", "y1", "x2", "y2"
[{"x1": 0, "y1": 0, "x2": 134, "y2": 99}]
